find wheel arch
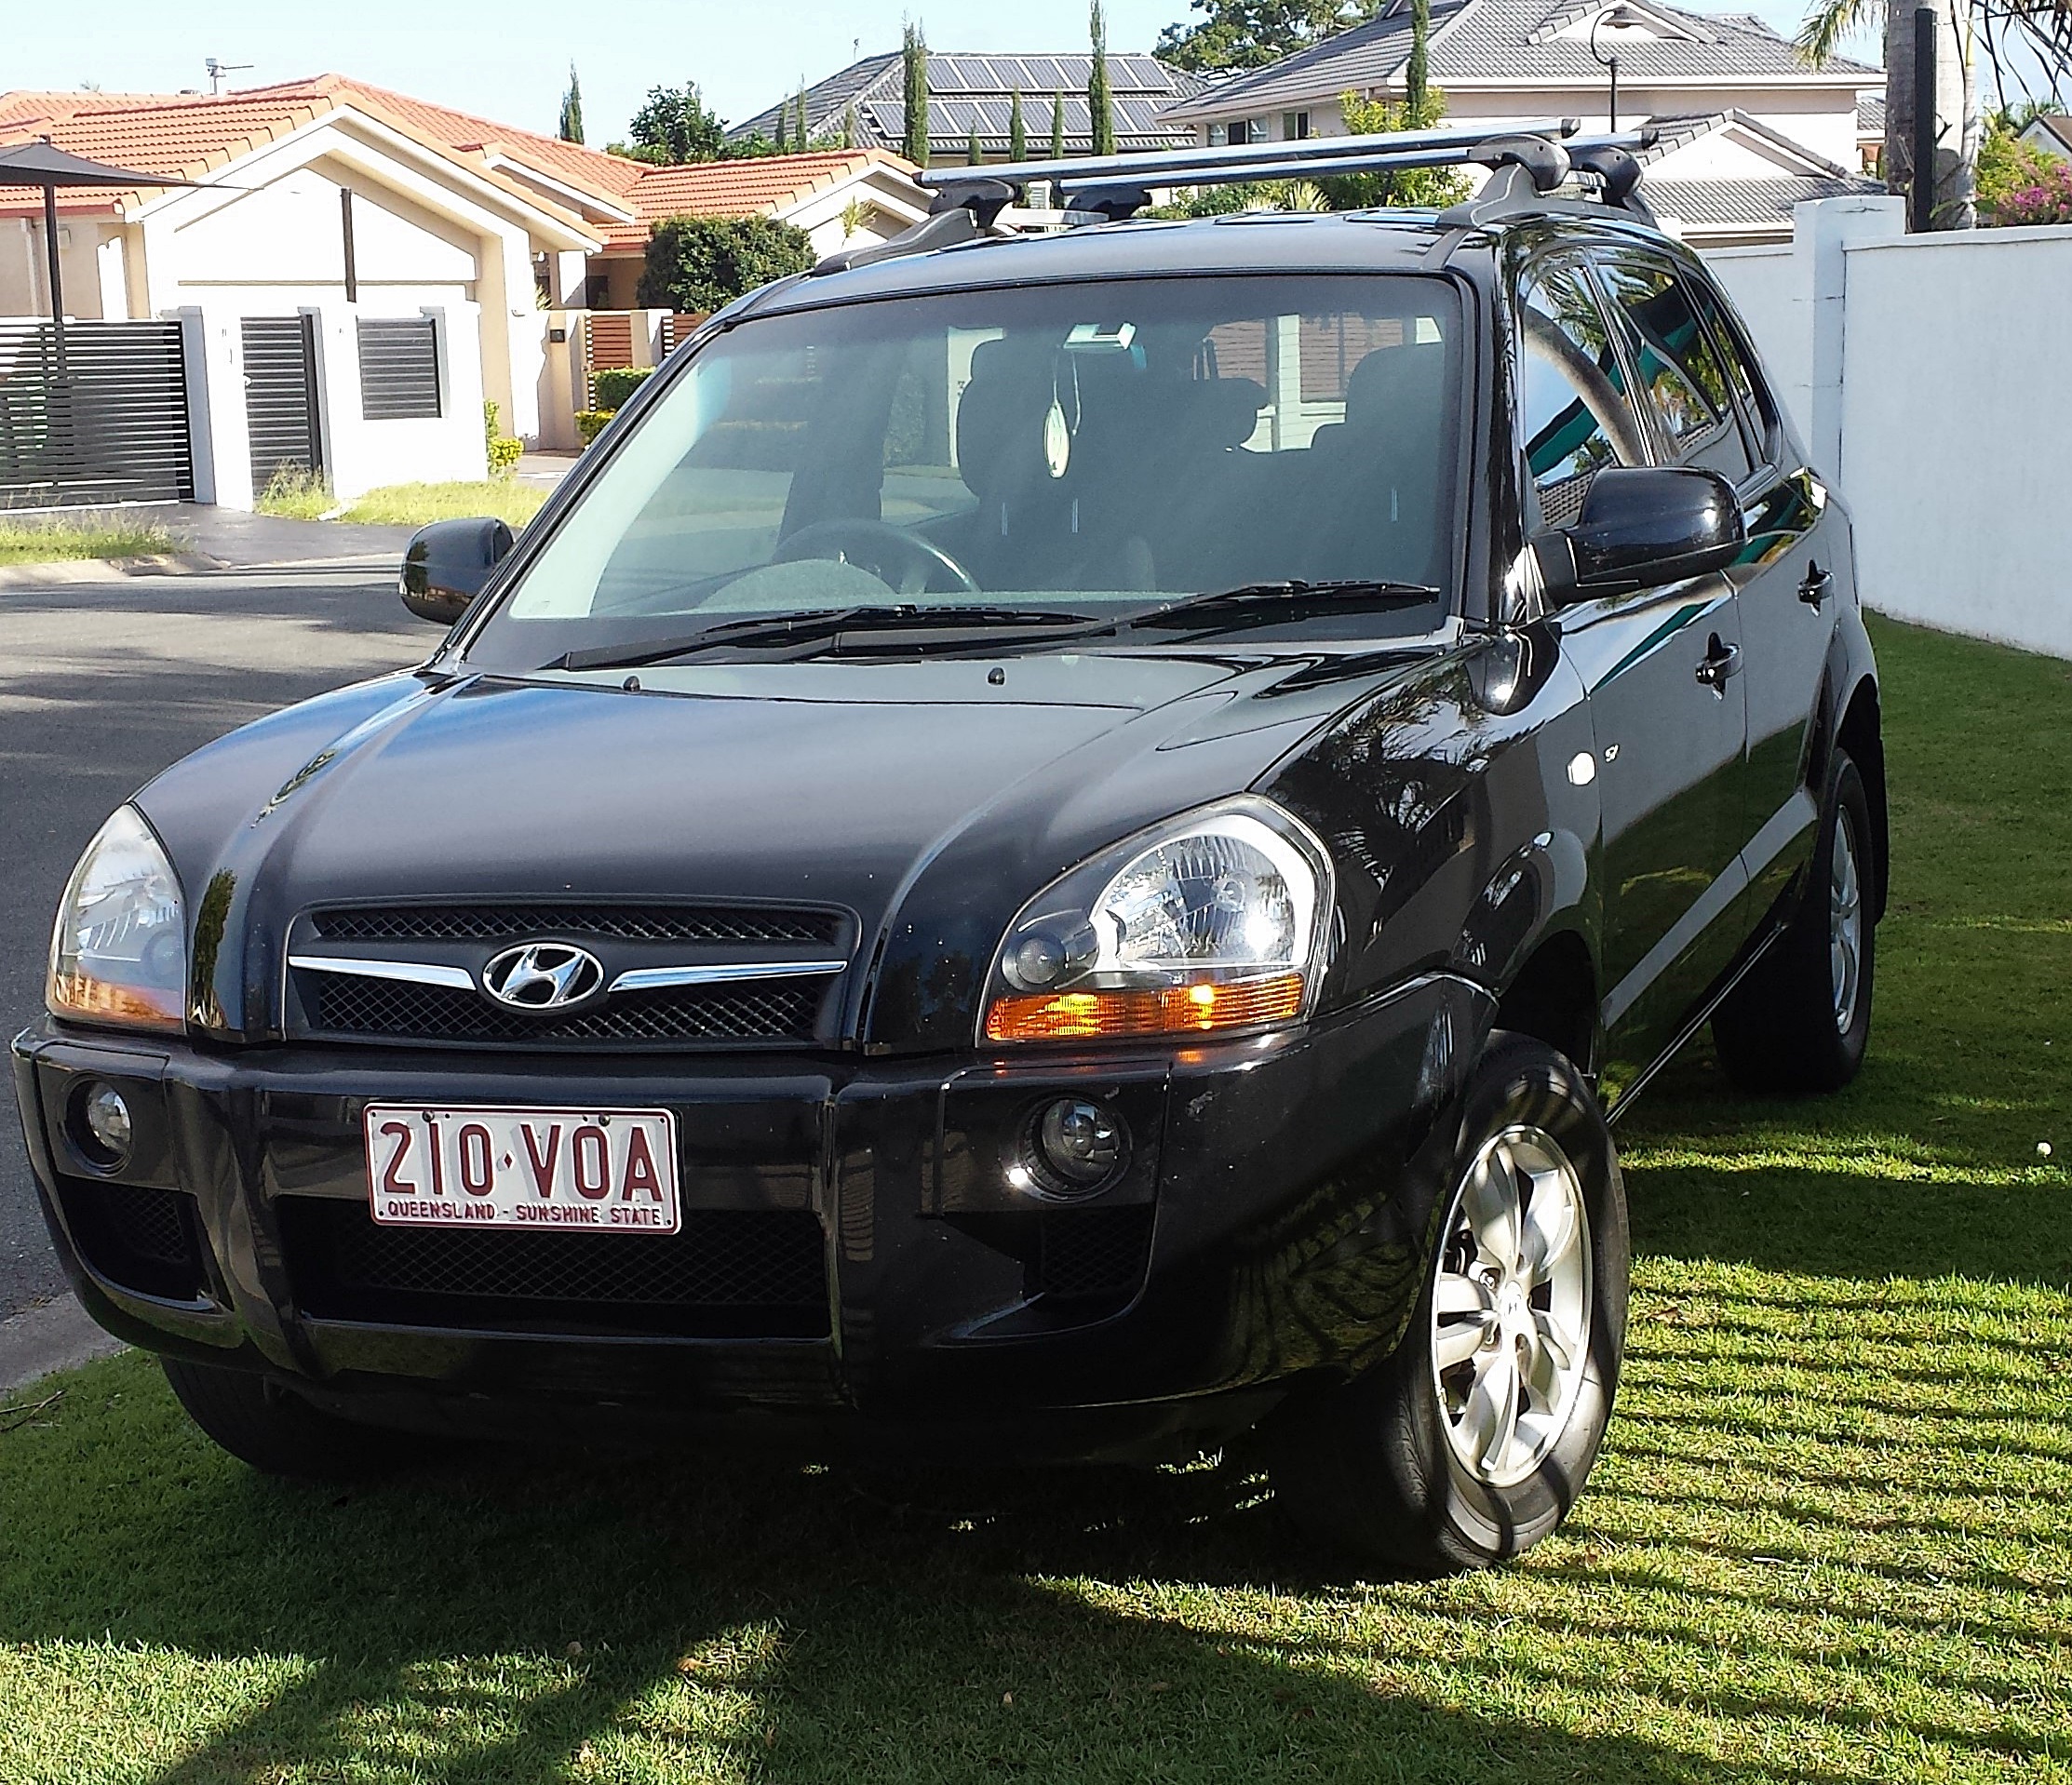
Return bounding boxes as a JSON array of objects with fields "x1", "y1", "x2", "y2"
[
  {"x1": 1835, "y1": 676, "x2": 1888, "y2": 922},
  {"x1": 1491, "y1": 926, "x2": 1600, "y2": 1079}
]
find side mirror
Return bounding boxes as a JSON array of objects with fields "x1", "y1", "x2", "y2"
[
  {"x1": 1532, "y1": 466, "x2": 1744, "y2": 605},
  {"x1": 399, "y1": 517, "x2": 515, "y2": 624}
]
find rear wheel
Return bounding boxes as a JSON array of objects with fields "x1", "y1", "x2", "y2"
[
  {"x1": 1714, "y1": 749, "x2": 1876, "y2": 1094},
  {"x1": 161, "y1": 1357, "x2": 410, "y2": 1480},
  {"x1": 1270, "y1": 1033, "x2": 1628, "y2": 1574}
]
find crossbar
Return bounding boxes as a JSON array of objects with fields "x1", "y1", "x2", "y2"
[{"x1": 922, "y1": 118, "x2": 1581, "y2": 192}]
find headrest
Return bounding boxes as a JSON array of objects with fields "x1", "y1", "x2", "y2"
[
  {"x1": 1344, "y1": 339, "x2": 1448, "y2": 431},
  {"x1": 956, "y1": 340, "x2": 1053, "y2": 500},
  {"x1": 1192, "y1": 377, "x2": 1267, "y2": 450}
]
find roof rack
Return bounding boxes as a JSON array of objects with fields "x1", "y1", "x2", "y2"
[{"x1": 809, "y1": 122, "x2": 1660, "y2": 278}]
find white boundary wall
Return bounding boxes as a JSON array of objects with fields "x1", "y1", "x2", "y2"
[{"x1": 1706, "y1": 199, "x2": 2072, "y2": 662}]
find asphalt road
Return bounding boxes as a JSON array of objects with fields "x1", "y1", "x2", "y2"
[{"x1": 0, "y1": 564, "x2": 427, "y2": 1318}]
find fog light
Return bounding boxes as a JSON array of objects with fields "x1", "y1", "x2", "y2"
[
  {"x1": 1023, "y1": 1096, "x2": 1128, "y2": 1196},
  {"x1": 75, "y1": 1081, "x2": 133, "y2": 1168}
]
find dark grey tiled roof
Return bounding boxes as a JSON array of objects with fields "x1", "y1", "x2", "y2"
[
  {"x1": 1162, "y1": 0, "x2": 1873, "y2": 121},
  {"x1": 1858, "y1": 90, "x2": 1885, "y2": 134},
  {"x1": 1648, "y1": 172, "x2": 1882, "y2": 230},
  {"x1": 730, "y1": 53, "x2": 1204, "y2": 154}
]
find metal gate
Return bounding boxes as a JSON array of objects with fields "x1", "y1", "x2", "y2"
[
  {"x1": 0, "y1": 319, "x2": 195, "y2": 510},
  {"x1": 241, "y1": 315, "x2": 323, "y2": 494}
]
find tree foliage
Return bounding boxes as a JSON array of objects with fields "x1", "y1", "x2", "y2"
[
  {"x1": 903, "y1": 20, "x2": 931, "y2": 165},
  {"x1": 1009, "y1": 87, "x2": 1027, "y2": 161},
  {"x1": 626, "y1": 84, "x2": 727, "y2": 165},
  {"x1": 1321, "y1": 84, "x2": 1469, "y2": 208},
  {"x1": 1978, "y1": 106, "x2": 2072, "y2": 221},
  {"x1": 1089, "y1": 1, "x2": 1117, "y2": 154},
  {"x1": 639, "y1": 215, "x2": 814, "y2": 312},
  {"x1": 558, "y1": 62, "x2": 584, "y2": 144},
  {"x1": 1156, "y1": 0, "x2": 1384, "y2": 73},
  {"x1": 1051, "y1": 87, "x2": 1069, "y2": 156}
]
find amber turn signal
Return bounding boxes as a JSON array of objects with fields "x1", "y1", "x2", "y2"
[
  {"x1": 983, "y1": 972, "x2": 1305, "y2": 1043},
  {"x1": 47, "y1": 972, "x2": 184, "y2": 1033}
]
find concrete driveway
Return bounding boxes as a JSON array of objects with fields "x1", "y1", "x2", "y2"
[{"x1": 1, "y1": 562, "x2": 428, "y2": 1330}]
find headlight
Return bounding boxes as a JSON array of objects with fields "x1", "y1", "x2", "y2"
[
  {"x1": 981, "y1": 797, "x2": 1334, "y2": 1044},
  {"x1": 47, "y1": 806, "x2": 187, "y2": 1034}
]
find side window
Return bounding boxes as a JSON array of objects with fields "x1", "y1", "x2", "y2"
[
  {"x1": 1689, "y1": 279, "x2": 1777, "y2": 472},
  {"x1": 1516, "y1": 260, "x2": 1647, "y2": 531},
  {"x1": 1593, "y1": 252, "x2": 1754, "y2": 486}
]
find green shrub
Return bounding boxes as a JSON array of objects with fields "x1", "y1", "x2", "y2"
[
  {"x1": 638, "y1": 214, "x2": 814, "y2": 313},
  {"x1": 255, "y1": 465, "x2": 336, "y2": 519},
  {"x1": 590, "y1": 367, "x2": 654, "y2": 412},
  {"x1": 575, "y1": 409, "x2": 614, "y2": 445},
  {"x1": 482, "y1": 400, "x2": 524, "y2": 476}
]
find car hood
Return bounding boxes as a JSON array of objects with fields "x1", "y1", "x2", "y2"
[{"x1": 137, "y1": 645, "x2": 1446, "y2": 1048}]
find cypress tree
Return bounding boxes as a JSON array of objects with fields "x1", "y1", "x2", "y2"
[
  {"x1": 902, "y1": 20, "x2": 931, "y2": 166},
  {"x1": 795, "y1": 88, "x2": 810, "y2": 146},
  {"x1": 844, "y1": 101, "x2": 858, "y2": 149},
  {"x1": 774, "y1": 101, "x2": 788, "y2": 154},
  {"x1": 967, "y1": 122, "x2": 985, "y2": 164},
  {"x1": 1087, "y1": 2, "x2": 1115, "y2": 156},
  {"x1": 1051, "y1": 87, "x2": 1068, "y2": 158},
  {"x1": 1009, "y1": 87, "x2": 1027, "y2": 162},
  {"x1": 558, "y1": 62, "x2": 584, "y2": 144},
  {"x1": 1406, "y1": 0, "x2": 1431, "y2": 122}
]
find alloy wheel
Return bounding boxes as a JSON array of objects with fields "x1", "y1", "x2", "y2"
[
  {"x1": 1431, "y1": 1124, "x2": 1593, "y2": 1488},
  {"x1": 1831, "y1": 803, "x2": 1864, "y2": 1034}
]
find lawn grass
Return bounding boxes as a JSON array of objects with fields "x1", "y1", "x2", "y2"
[
  {"x1": 0, "y1": 516, "x2": 174, "y2": 565},
  {"x1": 1, "y1": 614, "x2": 2067, "y2": 1783},
  {"x1": 254, "y1": 469, "x2": 548, "y2": 530}
]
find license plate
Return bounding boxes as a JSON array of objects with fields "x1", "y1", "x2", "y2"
[{"x1": 363, "y1": 1105, "x2": 681, "y2": 1234}]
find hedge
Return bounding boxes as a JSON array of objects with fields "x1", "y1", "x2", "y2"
[
  {"x1": 638, "y1": 214, "x2": 814, "y2": 314},
  {"x1": 590, "y1": 367, "x2": 654, "y2": 412}
]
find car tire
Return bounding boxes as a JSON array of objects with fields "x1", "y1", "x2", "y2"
[
  {"x1": 160, "y1": 1357, "x2": 410, "y2": 1480},
  {"x1": 1713, "y1": 749, "x2": 1876, "y2": 1095},
  {"x1": 1269, "y1": 1031, "x2": 1628, "y2": 1575}
]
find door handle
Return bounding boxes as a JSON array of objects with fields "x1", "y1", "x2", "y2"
[
  {"x1": 1798, "y1": 563, "x2": 1833, "y2": 608},
  {"x1": 1695, "y1": 635, "x2": 1742, "y2": 691}
]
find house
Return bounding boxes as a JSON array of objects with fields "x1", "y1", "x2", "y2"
[
  {"x1": 728, "y1": 53, "x2": 1206, "y2": 164},
  {"x1": 1636, "y1": 111, "x2": 1883, "y2": 245},
  {"x1": 1857, "y1": 91, "x2": 1884, "y2": 171},
  {"x1": 1158, "y1": 0, "x2": 1875, "y2": 179},
  {"x1": 2019, "y1": 114, "x2": 2072, "y2": 160},
  {"x1": 0, "y1": 79, "x2": 929, "y2": 493},
  {"x1": 581, "y1": 150, "x2": 928, "y2": 310}
]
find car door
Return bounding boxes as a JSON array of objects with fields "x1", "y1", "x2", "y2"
[
  {"x1": 1686, "y1": 272, "x2": 1837, "y2": 919},
  {"x1": 1514, "y1": 252, "x2": 1749, "y2": 1090}
]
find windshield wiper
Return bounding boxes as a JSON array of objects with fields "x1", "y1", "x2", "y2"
[
  {"x1": 556, "y1": 606, "x2": 1097, "y2": 673},
  {"x1": 1123, "y1": 579, "x2": 1442, "y2": 633}
]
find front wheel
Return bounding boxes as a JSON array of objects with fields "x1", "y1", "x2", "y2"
[{"x1": 1270, "y1": 1033, "x2": 1629, "y2": 1574}]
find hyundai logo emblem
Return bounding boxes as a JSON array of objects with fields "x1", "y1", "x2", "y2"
[{"x1": 481, "y1": 942, "x2": 606, "y2": 1012}]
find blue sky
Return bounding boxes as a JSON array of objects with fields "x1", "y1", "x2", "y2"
[{"x1": 11, "y1": 0, "x2": 1837, "y2": 147}]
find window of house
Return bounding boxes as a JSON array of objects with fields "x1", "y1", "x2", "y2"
[
  {"x1": 1591, "y1": 251, "x2": 1753, "y2": 486},
  {"x1": 1284, "y1": 111, "x2": 1312, "y2": 140},
  {"x1": 1516, "y1": 261, "x2": 1647, "y2": 532},
  {"x1": 1207, "y1": 123, "x2": 1230, "y2": 146},
  {"x1": 357, "y1": 316, "x2": 442, "y2": 422}
]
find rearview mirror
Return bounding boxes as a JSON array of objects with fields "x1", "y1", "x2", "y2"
[
  {"x1": 399, "y1": 517, "x2": 515, "y2": 624},
  {"x1": 1532, "y1": 467, "x2": 1743, "y2": 605}
]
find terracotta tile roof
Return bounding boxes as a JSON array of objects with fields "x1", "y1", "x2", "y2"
[
  {"x1": 0, "y1": 77, "x2": 612, "y2": 238},
  {"x1": 596, "y1": 148, "x2": 921, "y2": 250}
]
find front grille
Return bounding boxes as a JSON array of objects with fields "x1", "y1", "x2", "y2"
[
  {"x1": 279, "y1": 1199, "x2": 829, "y2": 1337},
  {"x1": 1030, "y1": 1206, "x2": 1154, "y2": 1301},
  {"x1": 297, "y1": 972, "x2": 825, "y2": 1049},
  {"x1": 57, "y1": 1178, "x2": 206, "y2": 1301},
  {"x1": 312, "y1": 903, "x2": 844, "y2": 946}
]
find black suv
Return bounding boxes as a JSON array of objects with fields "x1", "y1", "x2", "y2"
[{"x1": 12, "y1": 128, "x2": 1884, "y2": 1573}]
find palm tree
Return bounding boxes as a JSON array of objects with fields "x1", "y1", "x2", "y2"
[{"x1": 1797, "y1": 0, "x2": 1978, "y2": 227}]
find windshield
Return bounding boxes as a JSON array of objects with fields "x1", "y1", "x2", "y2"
[{"x1": 464, "y1": 274, "x2": 1465, "y2": 670}]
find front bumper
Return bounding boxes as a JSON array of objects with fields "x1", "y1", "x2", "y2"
[{"x1": 11, "y1": 974, "x2": 1484, "y2": 1459}]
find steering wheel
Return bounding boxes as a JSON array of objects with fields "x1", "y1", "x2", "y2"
[{"x1": 774, "y1": 517, "x2": 980, "y2": 597}]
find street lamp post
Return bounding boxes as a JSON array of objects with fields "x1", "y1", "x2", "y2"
[{"x1": 1590, "y1": 12, "x2": 1622, "y2": 134}]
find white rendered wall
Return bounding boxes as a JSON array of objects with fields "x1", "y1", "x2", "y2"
[{"x1": 1707, "y1": 200, "x2": 2072, "y2": 661}]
